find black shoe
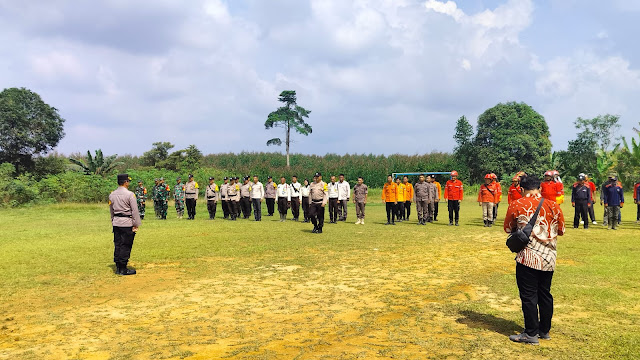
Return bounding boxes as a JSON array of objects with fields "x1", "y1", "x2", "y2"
[
  {"x1": 391, "y1": 222, "x2": 396, "y2": 225},
  {"x1": 417, "y1": 221, "x2": 423, "y2": 225},
  {"x1": 449, "y1": 222, "x2": 453, "y2": 226},
  {"x1": 317, "y1": 228, "x2": 323, "y2": 233},
  {"x1": 140, "y1": 215, "x2": 144, "y2": 220},
  {"x1": 488, "y1": 222, "x2": 493, "y2": 227},
  {"x1": 117, "y1": 266, "x2": 136, "y2": 276},
  {"x1": 385, "y1": 222, "x2": 390, "y2": 225},
  {"x1": 538, "y1": 332, "x2": 551, "y2": 340},
  {"x1": 455, "y1": 222, "x2": 459, "y2": 226},
  {"x1": 312, "y1": 227, "x2": 318, "y2": 233},
  {"x1": 509, "y1": 332, "x2": 539, "y2": 345}
]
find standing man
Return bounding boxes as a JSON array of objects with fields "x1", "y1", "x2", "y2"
[
  {"x1": 206, "y1": 177, "x2": 219, "y2": 220},
  {"x1": 337, "y1": 174, "x2": 350, "y2": 221},
  {"x1": 301, "y1": 179, "x2": 311, "y2": 223},
  {"x1": 413, "y1": 174, "x2": 430, "y2": 225},
  {"x1": 352, "y1": 177, "x2": 368, "y2": 225},
  {"x1": 571, "y1": 174, "x2": 591, "y2": 229},
  {"x1": 240, "y1": 176, "x2": 252, "y2": 219},
  {"x1": 309, "y1": 173, "x2": 328, "y2": 233},
  {"x1": 600, "y1": 174, "x2": 614, "y2": 227},
  {"x1": 553, "y1": 170, "x2": 564, "y2": 205},
  {"x1": 152, "y1": 178, "x2": 160, "y2": 219},
  {"x1": 109, "y1": 174, "x2": 141, "y2": 276},
  {"x1": 586, "y1": 175, "x2": 598, "y2": 225},
  {"x1": 508, "y1": 176, "x2": 523, "y2": 205},
  {"x1": 540, "y1": 171, "x2": 557, "y2": 202},
  {"x1": 444, "y1": 171, "x2": 463, "y2": 226},
  {"x1": 635, "y1": 178, "x2": 640, "y2": 224},
  {"x1": 403, "y1": 176, "x2": 414, "y2": 221},
  {"x1": 382, "y1": 175, "x2": 398, "y2": 225},
  {"x1": 220, "y1": 177, "x2": 230, "y2": 219},
  {"x1": 492, "y1": 174, "x2": 502, "y2": 222},
  {"x1": 157, "y1": 177, "x2": 169, "y2": 220},
  {"x1": 603, "y1": 173, "x2": 624, "y2": 230},
  {"x1": 234, "y1": 177, "x2": 242, "y2": 218},
  {"x1": 276, "y1": 176, "x2": 291, "y2": 222},
  {"x1": 264, "y1": 176, "x2": 277, "y2": 216},
  {"x1": 504, "y1": 175, "x2": 565, "y2": 345},
  {"x1": 250, "y1": 175, "x2": 264, "y2": 221},
  {"x1": 395, "y1": 177, "x2": 406, "y2": 221},
  {"x1": 134, "y1": 180, "x2": 147, "y2": 220},
  {"x1": 184, "y1": 174, "x2": 199, "y2": 220},
  {"x1": 425, "y1": 175, "x2": 438, "y2": 223},
  {"x1": 432, "y1": 176, "x2": 442, "y2": 221},
  {"x1": 174, "y1": 177, "x2": 186, "y2": 219},
  {"x1": 290, "y1": 175, "x2": 302, "y2": 221},
  {"x1": 327, "y1": 175, "x2": 339, "y2": 224},
  {"x1": 227, "y1": 177, "x2": 240, "y2": 221},
  {"x1": 478, "y1": 174, "x2": 498, "y2": 227}
]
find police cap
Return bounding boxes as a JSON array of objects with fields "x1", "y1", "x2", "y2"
[
  {"x1": 209, "y1": 177, "x2": 215, "y2": 181},
  {"x1": 314, "y1": 172, "x2": 322, "y2": 177},
  {"x1": 224, "y1": 176, "x2": 228, "y2": 180},
  {"x1": 188, "y1": 174, "x2": 194, "y2": 178},
  {"x1": 117, "y1": 174, "x2": 130, "y2": 183}
]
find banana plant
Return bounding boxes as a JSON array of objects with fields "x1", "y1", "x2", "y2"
[{"x1": 69, "y1": 149, "x2": 123, "y2": 176}]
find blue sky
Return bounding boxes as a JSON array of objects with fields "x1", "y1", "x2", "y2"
[{"x1": 1, "y1": 0, "x2": 639, "y2": 156}]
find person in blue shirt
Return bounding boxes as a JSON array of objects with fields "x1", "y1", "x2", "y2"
[{"x1": 603, "y1": 173, "x2": 624, "y2": 230}]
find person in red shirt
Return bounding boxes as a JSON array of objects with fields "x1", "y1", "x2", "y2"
[
  {"x1": 492, "y1": 173, "x2": 502, "y2": 222},
  {"x1": 633, "y1": 179, "x2": 640, "y2": 223},
  {"x1": 552, "y1": 170, "x2": 564, "y2": 204},
  {"x1": 540, "y1": 171, "x2": 557, "y2": 202},
  {"x1": 585, "y1": 174, "x2": 597, "y2": 225},
  {"x1": 478, "y1": 174, "x2": 499, "y2": 227},
  {"x1": 444, "y1": 170, "x2": 464, "y2": 226},
  {"x1": 508, "y1": 176, "x2": 523, "y2": 204}
]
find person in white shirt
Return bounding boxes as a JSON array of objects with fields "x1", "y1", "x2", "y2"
[
  {"x1": 290, "y1": 175, "x2": 303, "y2": 221},
  {"x1": 276, "y1": 176, "x2": 291, "y2": 222},
  {"x1": 327, "y1": 175, "x2": 339, "y2": 224},
  {"x1": 337, "y1": 173, "x2": 351, "y2": 221},
  {"x1": 250, "y1": 175, "x2": 265, "y2": 221},
  {"x1": 301, "y1": 179, "x2": 311, "y2": 223}
]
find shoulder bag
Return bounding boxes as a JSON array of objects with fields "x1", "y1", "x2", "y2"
[{"x1": 506, "y1": 198, "x2": 544, "y2": 253}]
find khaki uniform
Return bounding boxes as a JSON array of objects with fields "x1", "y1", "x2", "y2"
[
  {"x1": 414, "y1": 182, "x2": 436, "y2": 223},
  {"x1": 227, "y1": 183, "x2": 240, "y2": 220},
  {"x1": 353, "y1": 183, "x2": 368, "y2": 220},
  {"x1": 240, "y1": 182, "x2": 252, "y2": 218},
  {"x1": 205, "y1": 183, "x2": 219, "y2": 219},
  {"x1": 109, "y1": 186, "x2": 141, "y2": 269},
  {"x1": 185, "y1": 180, "x2": 199, "y2": 220},
  {"x1": 309, "y1": 181, "x2": 329, "y2": 230},
  {"x1": 220, "y1": 183, "x2": 229, "y2": 218}
]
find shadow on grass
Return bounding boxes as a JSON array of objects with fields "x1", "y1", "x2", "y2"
[{"x1": 456, "y1": 310, "x2": 521, "y2": 336}]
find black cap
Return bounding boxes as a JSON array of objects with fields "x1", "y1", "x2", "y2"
[
  {"x1": 224, "y1": 177, "x2": 228, "y2": 180},
  {"x1": 577, "y1": 175, "x2": 586, "y2": 181},
  {"x1": 267, "y1": 175, "x2": 272, "y2": 179},
  {"x1": 209, "y1": 177, "x2": 214, "y2": 181},
  {"x1": 244, "y1": 176, "x2": 249, "y2": 181},
  {"x1": 188, "y1": 174, "x2": 194, "y2": 178},
  {"x1": 314, "y1": 172, "x2": 321, "y2": 177},
  {"x1": 117, "y1": 174, "x2": 130, "y2": 183}
]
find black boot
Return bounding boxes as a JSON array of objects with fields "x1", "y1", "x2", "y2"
[
  {"x1": 116, "y1": 264, "x2": 136, "y2": 275},
  {"x1": 317, "y1": 226, "x2": 323, "y2": 233}
]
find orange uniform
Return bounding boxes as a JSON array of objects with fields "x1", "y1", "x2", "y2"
[
  {"x1": 494, "y1": 181, "x2": 503, "y2": 203},
  {"x1": 508, "y1": 184, "x2": 522, "y2": 204},
  {"x1": 404, "y1": 182, "x2": 414, "y2": 202},
  {"x1": 382, "y1": 182, "x2": 398, "y2": 202},
  {"x1": 444, "y1": 179, "x2": 464, "y2": 201},
  {"x1": 434, "y1": 181, "x2": 442, "y2": 201},
  {"x1": 540, "y1": 180, "x2": 558, "y2": 202},
  {"x1": 478, "y1": 183, "x2": 499, "y2": 203}
]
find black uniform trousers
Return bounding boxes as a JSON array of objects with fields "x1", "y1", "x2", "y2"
[
  {"x1": 396, "y1": 201, "x2": 405, "y2": 220},
  {"x1": 221, "y1": 199, "x2": 229, "y2": 218},
  {"x1": 448, "y1": 200, "x2": 460, "y2": 223},
  {"x1": 277, "y1": 198, "x2": 288, "y2": 215},
  {"x1": 302, "y1": 197, "x2": 310, "y2": 220},
  {"x1": 185, "y1": 198, "x2": 197, "y2": 219},
  {"x1": 328, "y1": 198, "x2": 338, "y2": 222},
  {"x1": 385, "y1": 202, "x2": 396, "y2": 223},
  {"x1": 493, "y1": 203, "x2": 499, "y2": 221},
  {"x1": 404, "y1": 201, "x2": 411, "y2": 220},
  {"x1": 574, "y1": 200, "x2": 589, "y2": 228},
  {"x1": 588, "y1": 202, "x2": 596, "y2": 222},
  {"x1": 228, "y1": 200, "x2": 238, "y2": 220},
  {"x1": 309, "y1": 201, "x2": 325, "y2": 228},
  {"x1": 207, "y1": 199, "x2": 217, "y2": 219},
  {"x1": 516, "y1": 263, "x2": 554, "y2": 337},
  {"x1": 241, "y1": 197, "x2": 252, "y2": 218},
  {"x1": 266, "y1": 198, "x2": 275, "y2": 215},
  {"x1": 637, "y1": 203, "x2": 640, "y2": 221},
  {"x1": 113, "y1": 226, "x2": 135, "y2": 267},
  {"x1": 291, "y1": 198, "x2": 301, "y2": 220},
  {"x1": 252, "y1": 198, "x2": 262, "y2": 221},
  {"x1": 433, "y1": 201, "x2": 439, "y2": 220}
]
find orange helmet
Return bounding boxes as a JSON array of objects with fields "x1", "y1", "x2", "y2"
[
  {"x1": 552, "y1": 170, "x2": 559, "y2": 176},
  {"x1": 451, "y1": 170, "x2": 458, "y2": 177},
  {"x1": 512, "y1": 176, "x2": 520, "y2": 182},
  {"x1": 544, "y1": 171, "x2": 553, "y2": 177},
  {"x1": 490, "y1": 173, "x2": 497, "y2": 179},
  {"x1": 484, "y1": 174, "x2": 492, "y2": 179}
]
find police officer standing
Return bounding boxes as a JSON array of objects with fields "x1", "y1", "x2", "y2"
[
  {"x1": 227, "y1": 177, "x2": 240, "y2": 220},
  {"x1": 413, "y1": 174, "x2": 429, "y2": 225},
  {"x1": 290, "y1": 175, "x2": 302, "y2": 221},
  {"x1": 352, "y1": 176, "x2": 368, "y2": 225},
  {"x1": 571, "y1": 174, "x2": 591, "y2": 229},
  {"x1": 109, "y1": 174, "x2": 141, "y2": 275},
  {"x1": 206, "y1": 177, "x2": 219, "y2": 220},
  {"x1": 240, "y1": 176, "x2": 252, "y2": 219},
  {"x1": 134, "y1": 180, "x2": 147, "y2": 220},
  {"x1": 174, "y1": 177, "x2": 186, "y2": 219},
  {"x1": 220, "y1": 177, "x2": 230, "y2": 219},
  {"x1": 265, "y1": 176, "x2": 277, "y2": 216},
  {"x1": 184, "y1": 174, "x2": 199, "y2": 220},
  {"x1": 309, "y1": 172, "x2": 328, "y2": 233}
]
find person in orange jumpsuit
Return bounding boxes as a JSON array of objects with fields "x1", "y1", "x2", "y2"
[
  {"x1": 540, "y1": 171, "x2": 557, "y2": 202},
  {"x1": 382, "y1": 175, "x2": 398, "y2": 225},
  {"x1": 433, "y1": 177, "x2": 442, "y2": 221},
  {"x1": 508, "y1": 176, "x2": 523, "y2": 204},
  {"x1": 402, "y1": 176, "x2": 414, "y2": 221},
  {"x1": 444, "y1": 170, "x2": 464, "y2": 226},
  {"x1": 478, "y1": 174, "x2": 499, "y2": 227},
  {"x1": 491, "y1": 173, "x2": 502, "y2": 221}
]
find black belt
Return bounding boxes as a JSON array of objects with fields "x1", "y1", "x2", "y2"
[
  {"x1": 242, "y1": 196, "x2": 250, "y2": 199},
  {"x1": 207, "y1": 196, "x2": 216, "y2": 199},
  {"x1": 114, "y1": 213, "x2": 132, "y2": 218},
  {"x1": 312, "y1": 200, "x2": 323, "y2": 203},
  {"x1": 186, "y1": 192, "x2": 196, "y2": 195}
]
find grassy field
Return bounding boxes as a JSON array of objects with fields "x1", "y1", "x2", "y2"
[{"x1": 0, "y1": 195, "x2": 639, "y2": 359}]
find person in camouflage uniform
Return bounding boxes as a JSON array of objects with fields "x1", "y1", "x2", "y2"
[
  {"x1": 134, "y1": 180, "x2": 147, "y2": 220},
  {"x1": 152, "y1": 178, "x2": 160, "y2": 219},
  {"x1": 174, "y1": 177, "x2": 186, "y2": 219},
  {"x1": 156, "y1": 177, "x2": 169, "y2": 220}
]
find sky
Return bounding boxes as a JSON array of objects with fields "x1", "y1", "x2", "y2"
[{"x1": 2, "y1": 0, "x2": 640, "y2": 157}]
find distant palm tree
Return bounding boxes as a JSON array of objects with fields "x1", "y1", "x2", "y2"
[{"x1": 69, "y1": 149, "x2": 123, "y2": 176}]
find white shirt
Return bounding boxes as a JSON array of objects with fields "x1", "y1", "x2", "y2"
[
  {"x1": 337, "y1": 180, "x2": 350, "y2": 200},
  {"x1": 328, "y1": 182, "x2": 339, "y2": 198},
  {"x1": 301, "y1": 185, "x2": 311, "y2": 197},
  {"x1": 276, "y1": 183, "x2": 291, "y2": 201},
  {"x1": 250, "y1": 182, "x2": 264, "y2": 199},
  {"x1": 290, "y1": 181, "x2": 302, "y2": 201}
]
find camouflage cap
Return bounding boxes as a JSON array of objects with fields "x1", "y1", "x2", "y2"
[
  {"x1": 608, "y1": 172, "x2": 617, "y2": 178},
  {"x1": 137, "y1": 179, "x2": 143, "y2": 183},
  {"x1": 176, "y1": 177, "x2": 181, "y2": 181}
]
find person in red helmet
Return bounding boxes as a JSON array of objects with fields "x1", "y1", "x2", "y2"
[
  {"x1": 478, "y1": 173, "x2": 499, "y2": 227},
  {"x1": 444, "y1": 170, "x2": 463, "y2": 226},
  {"x1": 508, "y1": 176, "x2": 523, "y2": 204},
  {"x1": 553, "y1": 170, "x2": 564, "y2": 205},
  {"x1": 540, "y1": 171, "x2": 557, "y2": 201},
  {"x1": 491, "y1": 173, "x2": 502, "y2": 221}
]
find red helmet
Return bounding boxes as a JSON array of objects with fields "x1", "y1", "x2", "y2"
[
  {"x1": 552, "y1": 170, "x2": 559, "y2": 176},
  {"x1": 484, "y1": 174, "x2": 492, "y2": 179},
  {"x1": 451, "y1": 170, "x2": 458, "y2": 177},
  {"x1": 490, "y1": 173, "x2": 497, "y2": 179},
  {"x1": 544, "y1": 171, "x2": 553, "y2": 177},
  {"x1": 512, "y1": 176, "x2": 520, "y2": 182}
]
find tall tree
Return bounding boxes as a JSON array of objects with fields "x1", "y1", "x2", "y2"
[
  {"x1": 142, "y1": 142, "x2": 174, "y2": 167},
  {"x1": 69, "y1": 149, "x2": 123, "y2": 176},
  {"x1": 265, "y1": 90, "x2": 312, "y2": 168},
  {"x1": 183, "y1": 144, "x2": 202, "y2": 171},
  {"x1": 471, "y1": 102, "x2": 551, "y2": 180},
  {"x1": 0, "y1": 87, "x2": 65, "y2": 173},
  {"x1": 575, "y1": 114, "x2": 620, "y2": 151}
]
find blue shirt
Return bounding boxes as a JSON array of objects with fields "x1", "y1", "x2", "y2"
[{"x1": 603, "y1": 182, "x2": 624, "y2": 206}]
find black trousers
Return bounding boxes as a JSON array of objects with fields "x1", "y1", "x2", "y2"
[
  {"x1": 404, "y1": 201, "x2": 411, "y2": 219},
  {"x1": 266, "y1": 198, "x2": 275, "y2": 215},
  {"x1": 516, "y1": 263, "x2": 554, "y2": 336},
  {"x1": 207, "y1": 200, "x2": 217, "y2": 219},
  {"x1": 574, "y1": 200, "x2": 589, "y2": 228},
  {"x1": 338, "y1": 199, "x2": 348, "y2": 220},
  {"x1": 434, "y1": 201, "x2": 439, "y2": 220},
  {"x1": 277, "y1": 198, "x2": 288, "y2": 215},
  {"x1": 637, "y1": 204, "x2": 640, "y2": 221},
  {"x1": 241, "y1": 197, "x2": 251, "y2": 218},
  {"x1": 113, "y1": 226, "x2": 135, "y2": 267},
  {"x1": 185, "y1": 198, "x2": 196, "y2": 219},
  {"x1": 302, "y1": 197, "x2": 310, "y2": 220},
  {"x1": 386, "y1": 202, "x2": 396, "y2": 223},
  {"x1": 448, "y1": 200, "x2": 460, "y2": 222},
  {"x1": 309, "y1": 201, "x2": 325, "y2": 228},
  {"x1": 493, "y1": 203, "x2": 499, "y2": 220},
  {"x1": 291, "y1": 198, "x2": 301, "y2": 219},
  {"x1": 236, "y1": 200, "x2": 241, "y2": 217},
  {"x1": 252, "y1": 198, "x2": 262, "y2": 221},
  {"x1": 396, "y1": 201, "x2": 405, "y2": 220},
  {"x1": 328, "y1": 198, "x2": 338, "y2": 222},
  {"x1": 588, "y1": 202, "x2": 596, "y2": 222},
  {"x1": 228, "y1": 201, "x2": 238, "y2": 219},
  {"x1": 221, "y1": 199, "x2": 229, "y2": 218}
]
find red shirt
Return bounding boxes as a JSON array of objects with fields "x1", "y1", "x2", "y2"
[
  {"x1": 478, "y1": 183, "x2": 499, "y2": 203},
  {"x1": 444, "y1": 179, "x2": 464, "y2": 200},
  {"x1": 540, "y1": 180, "x2": 558, "y2": 201},
  {"x1": 587, "y1": 181, "x2": 596, "y2": 201},
  {"x1": 508, "y1": 184, "x2": 522, "y2": 204}
]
